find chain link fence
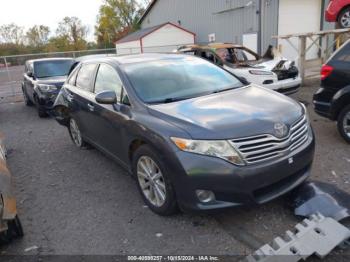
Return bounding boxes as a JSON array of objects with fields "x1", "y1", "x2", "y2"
[{"x1": 0, "y1": 48, "x2": 116, "y2": 104}]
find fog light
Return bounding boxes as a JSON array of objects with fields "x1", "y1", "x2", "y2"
[{"x1": 196, "y1": 190, "x2": 215, "y2": 203}]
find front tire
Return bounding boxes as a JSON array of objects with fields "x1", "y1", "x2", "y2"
[
  {"x1": 68, "y1": 118, "x2": 90, "y2": 149},
  {"x1": 0, "y1": 216, "x2": 24, "y2": 244},
  {"x1": 38, "y1": 107, "x2": 48, "y2": 118},
  {"x1": 338, "y1": 7, "x2": 350, "y2": 28},
  {"x1": 22, "y1": 87, "x2": 33, "y2": 106},
  {"x1": 132, "y1": 145, "x2": 178, "y2": 216},
  {"x1": 337, "y1": 105, "x2": 350, "y2": 143},
  {"x1": 34, "y1": 95, "x2": 48, "y2": 118}
]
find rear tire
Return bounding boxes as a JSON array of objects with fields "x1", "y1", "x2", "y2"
[
  {"x1": 338, "y1": 7, "x2": 350, "y2": 28},
  {"x1": 337, "y1": 105, "x2": 350, "y2": 143},
  {"x1": 68, "y1": 118, "x2": 90, "y2": 149},
  {"x1": 132, "y1": 145, "x2": 178, "y2": 216}
]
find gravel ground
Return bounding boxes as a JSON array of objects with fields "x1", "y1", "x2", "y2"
[{"x1": 0, "y1": 84, "x2": 349, "y2": 259}]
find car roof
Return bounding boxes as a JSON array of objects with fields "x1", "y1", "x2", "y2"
[
  {"x1": 74, "y1": 53, "x2": 117, "y2": 62},
  {"x1": 27, "y1": 57, "x2": 74, "y2": 63},
  {"x1": 178, "y1": 43, "x2": 244, "y2": 51},
  {"x1": 82, "y1": 53, "x2": 193, "y2": 66}
]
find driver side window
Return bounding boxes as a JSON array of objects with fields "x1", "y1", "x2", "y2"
[{"x1": 94, "y1": 64, "x2": 122, "y2": 99}]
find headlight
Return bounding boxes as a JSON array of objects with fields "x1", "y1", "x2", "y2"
[
  {"x1": 170, "y1": 137, "x2": 244, "y2": 165},
  {"x1": 249, "y1": 70, "x2": 273, "y2": 76},
  {"x1": 37, "y1": 84, "x2": 57, "y2": 92}
]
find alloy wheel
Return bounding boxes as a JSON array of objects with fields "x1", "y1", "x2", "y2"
[
  {"x1": 137, "y1": 156, "x2": 166, "y2": 207},
  {"x1": 341, "y1": 11, "x2": 350, "y2": 28},
  {"x1": 69, "y1": 119, "x2": 83, "y2": 147},
  {"x1": 343, "y1": 111, "x2": 350, "y2": 139}
]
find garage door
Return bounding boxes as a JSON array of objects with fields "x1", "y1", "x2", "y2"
[{"x1": 278, "y1": 0, "x2": 322, "y2": 60}]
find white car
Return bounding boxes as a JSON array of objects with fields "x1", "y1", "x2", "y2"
[{"x1": 176, "y1": 43, "x2": 301, "y2": 95}]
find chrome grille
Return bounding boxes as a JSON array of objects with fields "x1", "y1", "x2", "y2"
[{"x1": 230, "y1": 116, "x2": 309, "y2": 164}]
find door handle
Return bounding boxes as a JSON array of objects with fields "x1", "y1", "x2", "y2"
[{"x1": 87, "y1": 103, "x2": 95, "y2": 112}]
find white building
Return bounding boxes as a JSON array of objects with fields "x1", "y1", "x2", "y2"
[{"x1": 115, "y1": 22, "x2": 196, "y2": 55}]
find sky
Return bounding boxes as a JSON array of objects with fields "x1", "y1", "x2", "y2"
[{"x1": 0, "y1": 0, "x2": 104, "y2": 42}]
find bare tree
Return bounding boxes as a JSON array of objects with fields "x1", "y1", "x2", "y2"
[
  {"x1": 0, "y1": 23, "x2": 25, "y2": 45},
  {"x1": 26, "y1": 25, "x2": 50, "y2": 47},
  {"x1": 56, "y1": 17, "x2": 88, "y2": 50}
]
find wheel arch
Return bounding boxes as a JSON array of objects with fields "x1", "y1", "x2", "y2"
[
  {"x1": 337, "y1": 5, "x2": 350, "y2": 23},
  {"x1": 127, "y1": 136, "x2": 175, "y2": 171},
  {"x1": 128, "y1": 138, "x2": 147, "y2": 163},
  {"x1": 331, "y1": 86, "x2": 350, "y2": 120}
]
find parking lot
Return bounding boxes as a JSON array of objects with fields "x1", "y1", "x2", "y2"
[
  {"x1": 0, "y1": 66, "x2": 23, "y2": 100},
  {"x1": 0, "y1": 82, "x2": 349, "y2": 258}
]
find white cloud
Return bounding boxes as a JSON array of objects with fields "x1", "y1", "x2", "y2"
[{"x1": 0, "y1": 0, "x2": 103, "y2": 42}]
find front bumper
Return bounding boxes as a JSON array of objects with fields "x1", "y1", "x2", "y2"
[
  {"x1": 36, "y1": 91, "x2": 59, "y2": 111},
  {"x1": 172, "y1": 133, "x2": 315, "y2": 212},
  {"x1": 313, "y1": 87, "x2": 334, "y2": 119},
  {"x1": 262, "y1": 77, "x2": 302, "y2": 95}
]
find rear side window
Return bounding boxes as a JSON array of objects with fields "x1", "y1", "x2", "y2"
[
  {"x1": 332, "y1": 42, "x2": 350, "y2": 62},
  {"x1": 68, "y1": 66, "x2": 80, "y2": 85},
  {"x1": 94, "y1": 64, "x2": 122, "y2": 97},
  {"x1": 76, "y1": 64, "x2": 96, "y2": 91}
]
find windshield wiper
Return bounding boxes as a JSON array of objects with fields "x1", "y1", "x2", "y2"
[
  {"x1": 149, "y1": 97, "x2": 189, "y2": 104},
  {"x1": 211, "y1": 86, "x2": 238, "y2": 94}
]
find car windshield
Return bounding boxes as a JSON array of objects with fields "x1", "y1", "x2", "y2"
[
  {"x1": 216, "y1": 48, "x2": 260, "y2": 64},
  {"x1": 34, "y1": 60, "x2": 74, "y2": 78},
  {"x1": 123, "y1": 56, "x2": 243, "y2": 104}
]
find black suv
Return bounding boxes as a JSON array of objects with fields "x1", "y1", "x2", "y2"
[
  {"x1": 313, "y1": 40, "x2": 350, "y2": 143},
  {"x1": 22, "y1": 58, "x2": 74, "y2": 117}
]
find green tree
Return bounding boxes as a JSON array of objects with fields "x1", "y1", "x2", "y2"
[
  {"x1": 0, "y1": 23, "x2": 25, "y2": 45},
  {"x1": 95, "y1": 0, "x2": 145, "y2": 48},
  {"x1": 26, "y1": 25, "x2": 50, "y2": 47},
  {"x1": 56, "y1": 16, "x2": 88, "y2": 50}
]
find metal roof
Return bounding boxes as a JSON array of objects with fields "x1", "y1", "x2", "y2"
[
  {"x1": 115, "y1": 23, "x2": 167, "y2": 44},
  {"x1": 116, "y1": 22, "x2": 195, "y2": 44},
  {"x1": 138, "y1": 0, "x2": 159, "y2": 24}
]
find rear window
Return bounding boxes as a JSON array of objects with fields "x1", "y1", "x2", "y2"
[
  {"x1": 76, "y1": 64, "x2": 97, "y2": 92},
  {"x1": 34, "y1": 60, "x2": 73, "y2": 78},
  {"x1": 331, "y1": 42, "x2": 350, "y2": 62}
]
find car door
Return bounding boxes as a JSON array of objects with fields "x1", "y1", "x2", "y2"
[
  {"x1": 69, "y1": 63, "x2": 98, "y2": 141},
  {"x1": 89, "y1": 63, "x2": 129, "y2": 161}
]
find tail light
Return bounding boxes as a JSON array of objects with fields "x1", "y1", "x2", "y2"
[{"x1": 321, "y1": 64, "x2": 333, "y2": 80}]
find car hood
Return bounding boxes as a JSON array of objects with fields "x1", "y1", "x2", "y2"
[
  {"x1": 148, "y1": 85, "x2": 304, "y2": 140},
  {"x1": 36, "y1": 76, "x2": 67, "y2": 88},
  {"x1": 228, "y1": 58, "x2": 292, "y2": 72}
]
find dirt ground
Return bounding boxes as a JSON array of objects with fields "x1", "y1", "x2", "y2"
[{"x1": 0, "y1": 83, "x2": 349, "y2": 260}]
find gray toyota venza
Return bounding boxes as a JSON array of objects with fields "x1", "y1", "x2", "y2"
[{"x1": 53, "y1": 54, "x2": 315, "y2": 215}]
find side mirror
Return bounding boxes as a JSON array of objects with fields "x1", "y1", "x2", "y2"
[
  {"x1": 27, "y1": 71, "x2": 34, "y2": 78},
  {"x1": 95, "y1": 90, "x2": 117, "y2": 104}
]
